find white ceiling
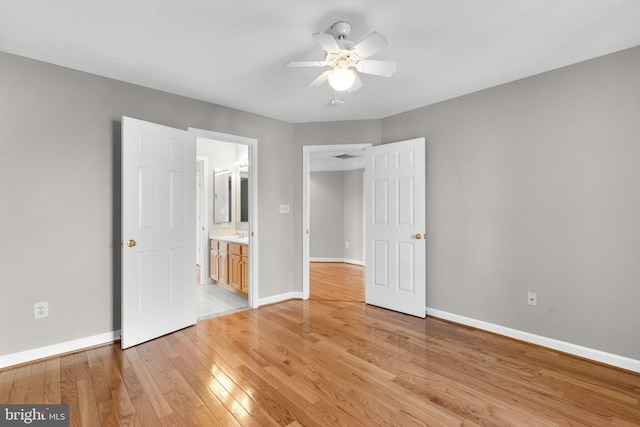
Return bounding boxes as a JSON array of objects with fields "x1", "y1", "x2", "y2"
[{"x1": 2, "y1": 1, "x2": 640, "y2": 123}]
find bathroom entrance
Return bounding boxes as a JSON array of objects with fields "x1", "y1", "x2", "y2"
[
  {"x1": 193, "y1": 131, "x2": 257, "y2": 320},
  {"x1": 121, "y1": 119, "x2": 259, "y2": 349}
]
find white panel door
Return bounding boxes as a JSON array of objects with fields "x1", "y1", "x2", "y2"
[
  {"x1": 121, "y1": 117, "x2": 197, "y2": 348},
  {"x1": 365, "y1": 138, "x2": 426, "y2": 317}
]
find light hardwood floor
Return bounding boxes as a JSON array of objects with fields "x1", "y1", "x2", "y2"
[
  {"x1": 309, "y1": 262, "x2": 364, "y2": 302},
  {"x1": 1, "y1": 264, "x2": 638, "y2": 426}
]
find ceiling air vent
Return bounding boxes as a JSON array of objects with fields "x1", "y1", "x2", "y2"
[{"x1": 333, "y1": 154, "x2": 358, "y2": 160}]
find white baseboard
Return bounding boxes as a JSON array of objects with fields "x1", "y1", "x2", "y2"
[
  {"x1": 0, "y1": 330, "x2": 121, "y2": 370},
  {"x1": 11, "y1": 307, "x2": 635, "y2": 374},
  {"x1": 258, "y1": 291, "x2": 304, "y2": 307},
  {"x1": 426, "y1": 308, "x2": 640, "y2": 373},
  {"x1": 310, "y1": 257, "x2": 344, "y2": 263},
  {"x1": 310, "y1": 257, "x2": 364, "y2": 266}
]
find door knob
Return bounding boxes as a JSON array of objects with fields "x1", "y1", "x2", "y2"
[
  {"x1": 415, "y1": 233, "x2": 422, "y2": 240},
  {"x1": 127, "y1": 239, "x2": 137, "y2": 247}
]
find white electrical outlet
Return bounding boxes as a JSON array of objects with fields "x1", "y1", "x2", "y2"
[
  {"x1": 34, "y1": 301, "x2": 48, "y2": 319},
  {"x1": 279, "y1": 204, "x2": 290, "y2": 214},
  {"x1": 527, "y1": 292, "x2": 537, "y2": 306},
  {"x1": 345, "y1": 241, "x2": 349, "y2": 249}
]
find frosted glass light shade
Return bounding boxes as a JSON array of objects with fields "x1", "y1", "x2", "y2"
[{"x1": 328, "y1": 68, "x2": 356, "y2": 91}]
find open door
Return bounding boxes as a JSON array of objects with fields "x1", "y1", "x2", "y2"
[
  {"x1": 121, "y1": 117, "x2": 197, "y2": 348},
  {"x1": 365, "y1": 138, "x2": 426, "y2": 317}
]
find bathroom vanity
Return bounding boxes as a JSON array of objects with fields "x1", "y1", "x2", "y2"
[
  {"x1": 210, "y1": 237, "x2": 249, "y2": 296},
  {"x1": 228, "y1": 242, "x2": 249, "y2": 295}
]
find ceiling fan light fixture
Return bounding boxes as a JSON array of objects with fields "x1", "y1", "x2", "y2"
[
  {"x1": 287, "y1": 21, "x2": 395, "y2": 95},
  {"x1": 328, "y1": 67, "x2": 356, "y2": 91}
]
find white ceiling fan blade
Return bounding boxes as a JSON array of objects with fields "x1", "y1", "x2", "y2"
[
  {"x1": 313, "y1": 32, "x2": 341, "y2": 54},
  {"x1": 355, "y1": 60, "x2": 396, "y2": 77},
  {"x1": 307, "y1": 70, "x2": 331, "y2": 88},
  {"x1": 349, "y1": 72, "x2": 363, "y2": 92},
  {"x1": 286, "y1": 61, "x2": 328, "y2": 68},
  {"x1": 351, "y1": 31, "x2": 389, "y2": 59}
]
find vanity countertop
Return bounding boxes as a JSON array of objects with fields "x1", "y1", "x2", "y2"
[{"x1": 211, "y1": 235, "x2": 249, "y2": 245}]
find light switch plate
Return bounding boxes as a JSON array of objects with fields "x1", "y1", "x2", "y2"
[{"x1": 279, "y1": 204, "x2": 290, "y2": 214}]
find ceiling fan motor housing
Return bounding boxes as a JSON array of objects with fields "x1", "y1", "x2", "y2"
[
  {"x1": 331, "y1": 21, "x2": 355, "y2": 50},
  {"x1": 331, "y1": 21, "x2": 352, "y2": 39}
]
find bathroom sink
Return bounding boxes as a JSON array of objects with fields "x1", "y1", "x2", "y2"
[{"x1": 215, "y1": 235, "x2": 249, "y2": 244}]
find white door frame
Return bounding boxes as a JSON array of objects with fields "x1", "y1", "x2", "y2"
[
  {"x1": 196, "y1": 156, "x2": 209, "y2": 284},
  {"x1": 189, "y1": 128, "x2": 260, "y2": 309},
  {"x1": 302, "y1": 143, "x2": 371, "y2": 299}
]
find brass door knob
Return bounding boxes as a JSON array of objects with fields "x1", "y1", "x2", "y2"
[
  {"x1": 127, "y1": 239, "x2": 137, "y2": 247},
  {"x1": 415, "y1": 233, "x2": 422, "y2": 240}
]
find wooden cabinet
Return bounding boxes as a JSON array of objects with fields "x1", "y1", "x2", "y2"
[
  {"x1": 228, "y1": 243, "x2": 249, "y2": 295},
  {"x1": 211, "y1": 239, "x2": 248, "y2": 295},
  {"x1": 229, "y1": 249, "x2": 241, "y2": 291},
  {"x1": 240, "y1": 244, "x2": 249, "y2": 294},
  {"x1": 209, "y1": 245, "x2": 219, "y2": 281},
  {"x1": 209, "y1": 240, "x2": 228, "y2": 284}
]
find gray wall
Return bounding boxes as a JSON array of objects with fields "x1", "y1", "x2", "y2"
[
  {"x1": 382, "y1": 46, "x2": 640, "y2": 360},
  {"x1": 3, "y1": 44, "x2": 639, "y2": 362},
  {"x1": 310, "y1": 171, "x2": 345, "y2": 258},
  {"x1": 0, "y1": 52, "x2": 295, "y2": 356},
  {"x1": 309, "y1": 169, "x2": 364, "y2": 262},
  {"x1": 344, "y1": 169, "x2": 364, "y2": 262}
]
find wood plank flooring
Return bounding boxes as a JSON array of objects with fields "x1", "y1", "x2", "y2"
[
  {"x1": 309, "y1": 262, "x2": 364, "y2": 302},
  {"x1": 1, "y1": 264, "x2": 639, "y2": 426}
]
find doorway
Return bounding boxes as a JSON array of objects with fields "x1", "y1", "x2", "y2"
[
  {"x1": 190, "y1": 128, "x2": 260, "y2": 315},
  {"x1": 121, "y1": 118, "x2": 260, "y2": 348},
  {"x1": 302, "y1": 143, "x2": 370, "y2": 301}
]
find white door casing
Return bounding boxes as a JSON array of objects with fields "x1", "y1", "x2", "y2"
[
  {"x1": 365, "y1": 138, "x2": 426, "y2": 317},
  {"x1": 196, "y1": 157, "x2": 209, "y2": 284},
  {"x1": 301, "y1": 143, "x2": 371, "y2": 299},
  {"x1": 196, "y1": 160, "x2": 203, "y2": 278},
  {"x1": 121, "y1": 117, "x2": 197, "y2": 348},
  {"x1": 188, "y1": 127, "x2": 259, "y2": 309}
]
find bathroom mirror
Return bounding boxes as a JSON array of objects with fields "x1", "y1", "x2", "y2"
[
  {"x1": 240, "y1": 171, "x2": 248, "y2": 223},
  {"x1": 213, "y1": 170, "x2": 232, "y2": 223}
]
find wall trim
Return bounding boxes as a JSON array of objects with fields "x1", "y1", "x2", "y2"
[
  {"x1": 8, "y1": 307, "x2": 636, "y2": 374},
  {"x1": 427, "y1": 307, "x2": 640, "y2": 374},
  {"x1": 0, "y1": 330, "x2": 121, "y2": 370},
  {"x1": 258, "y1": 291, "x2": 304, "y2": 307},
  {"x1": 310, "y1": 257, "x2": 364, "y2": 266}
]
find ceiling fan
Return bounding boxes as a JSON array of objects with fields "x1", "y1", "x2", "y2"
[{"x1": 286, "y1": 21, "x2": 396, "y2": 92}]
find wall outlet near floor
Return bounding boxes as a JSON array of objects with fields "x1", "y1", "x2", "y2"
[
  {"x1": 345, "y1": 241, "x2": 349, "y2": 249},
  {"x1": 34, "y1": 301, "x2": 48, "y2": 319},
  {"x1": 527, "y1": 292, "x2": 537, "y2": 306}
]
